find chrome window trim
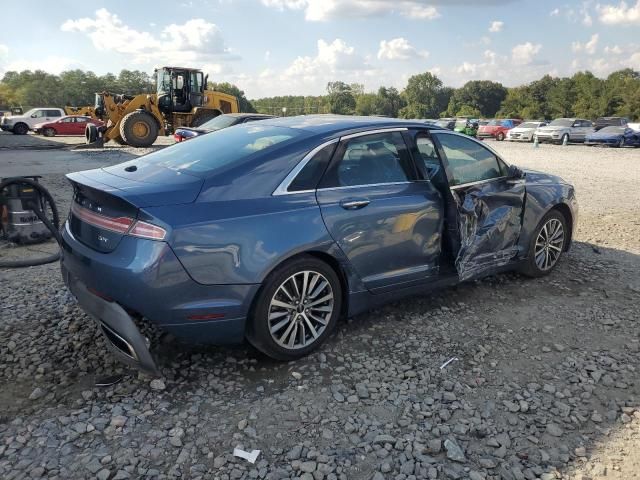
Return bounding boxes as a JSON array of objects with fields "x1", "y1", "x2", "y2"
[
  {"x1": 272, "y1": 138, "x2": 339, "y2": 196},
  {"x1": 317, "y1": 181, "x2": 413, "y2": 192},
  {"x1": 449, "y1": 176, "x2": 508, "y2": 190},
  {"x1": 272, "y1": 127, "x2": 410, "y2": 196}
]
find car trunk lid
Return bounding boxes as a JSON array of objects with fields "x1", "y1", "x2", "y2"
[{"x1": 66, "y1": 163, "x2": 203, "y2": 252}]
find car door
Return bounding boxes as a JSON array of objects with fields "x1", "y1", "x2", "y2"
[
  {"x1": 28, "y1": 109, "x2": 47, "y2": 128},
  {"x1": 57, "y1": 117, "x2": 74, "y2": 135},
  {"x1": 315, "y1": 129, "x2": 444, "y2": 293},
  {"x1": 72, "y1": 117, "x2": 88, "y2": 135},
  {"x1": 431, "y1": 131, "x2": 525, "y2": 281},
  {"x1": 580, "y1": 120, "x2": 594, "y2": 140}
]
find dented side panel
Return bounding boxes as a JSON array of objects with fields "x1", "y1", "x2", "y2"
[{"x1": 453, "y1": 180, "x2": 526, "y2": 280}]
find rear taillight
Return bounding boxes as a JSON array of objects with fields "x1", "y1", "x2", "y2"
[
  {"x1": 173, "y1": 133, "x2": 183, "y2": 142},
  {"x1": 71, "y1": 204, "x2": 166, "y2": 241},
  {"x1": 129, "y1": 220, "x2": 166, "y2": 240},
  {"x1": 71, "y1": 203, "x2": 133, "y2": 234}
]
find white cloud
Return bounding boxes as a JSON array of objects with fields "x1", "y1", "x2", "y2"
[
  {"x1": 2, "y1": 55, "x2": 81, "y2": 75},
  {"x1": 377, "y1": 38, "x2": 429, "y2": 60},
  {"x1": 489, "y1": 20, "x2": 504, "y2": 32},
  {"x1": 597, "y1": 0, "x2": 640, "y2": 25},
  {"x1": 550, "y1": 7, "x2": 560, "y2": 15},
  {"x1": 261, "y1": 0, "x2": 440, "y2": 21},
  {"x1": 61, "y1": 8, "x2": 233, "y2": 66},
  {"x1": 0, "y1": 44, "x2": 8, "y2": 62},
  {"x1": 511, "y1": 42, "x2": 542, "y2": 65},
  {"x1": 604, "y1": 44, "x2": 623, "y2": 54},
  {"x1": 285, "y1": 39, "x2": 367, "y2": 77},
  {"x1": 572, "y1": 34, "x2": 599, "y2": 55}
]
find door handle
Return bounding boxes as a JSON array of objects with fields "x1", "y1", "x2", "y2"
[{"x1": 340, "y1": 199, "x2": 370, "y2": 210}]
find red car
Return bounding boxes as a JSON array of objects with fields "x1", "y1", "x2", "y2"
[
  {"x1": 477, "y1": 119, "x2": 522, "y2": 141},
  {"x1": 34, "y1": 115, "x2": 104, "y2": 137}
]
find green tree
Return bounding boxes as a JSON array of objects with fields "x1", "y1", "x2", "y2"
[
  {"x1": 399, "y1": 72, "x2": 450, "y2": 119},
  {"x1": 446, "y1": 80, "x2": 507, "y2": 117},
  {"x1": 327, "y1": 81, "x2": 356, "y2": 115},
  {"x1": 374, "y1": 87, "x2": 405, "y2": 118},
  {"x1": 355, "y1": 93, "x2": 377, "y2": 116}
]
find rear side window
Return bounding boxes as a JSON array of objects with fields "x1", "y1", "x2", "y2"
[
  {"x1": 48, "y1": 110, "x2": 62, "y2": 117},
  {"x1": 321, "y1": 132, "x2": 414, "y2": 188},
  {"x1": 140, "y1": 124, "x2": 304, "y2": 174},
  {"x1": 434, "y1": 133, "x2": 505, "y2": 186},
  {"x1": 288, "y1": 142, "x2": 337, "y2": 192}
]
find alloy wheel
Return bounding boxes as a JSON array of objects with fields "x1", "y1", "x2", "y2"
[
  {"x1": 534, "y1": 218, "x2": 565, "y2": 271},
  {"x1": 268, "y1": 270, "x2": 334, "y2": 350}
]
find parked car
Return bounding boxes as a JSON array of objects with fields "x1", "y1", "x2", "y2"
[
  {"x1": 594, "y1": 116, "x2": 629, "y2": 131},
  {"x1": 33, "y1": 115, "x2": 104, "y2": 137},
  {"x1": 535, "y1": 118, "x2": 594, "y2": 144},
  {"x1": 506, "y1": 121, "x2": 548, "y2": 142},
  {"x1": 0, "y1": 107, "x2": 65, "y2": 135},
  {"x1": 585, "y1": 126, "x2": 640, "y2": 148},
  {"x1": 434, "y1": 118, "x2": 456, "y2": 130},
  {"x1": 60, "y1": 115, "x2": 578, "y2": 373},
  {"x1": 454, "y1": 118, "x2": 479, "y2": 137},
  {"x1": 477, "y1": 119, "x2": 522, "y2": 141},
  {"x1": 174, "y1": 113, "x2": 275, "y2": 142}
]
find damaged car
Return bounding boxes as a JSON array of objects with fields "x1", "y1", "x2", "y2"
[{"x1": 60, "y1": 116, "x2": 578, "y2": 373}]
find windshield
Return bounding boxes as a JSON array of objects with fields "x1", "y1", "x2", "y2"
[
  {"x1": 519, "y1": 122, "x2": 539, "y2": 128},
  {"x1": 139, "y1": 124, "x2": 303, "y2": 174},
  {"x1": 549, "y1": 119, "x2": 574, "y2": 127},
  {"x1": 157, "y1": 69, "x2": 171, "y2": 93},
  {"x1": 199, "y1": 115, "x2": 240, "y2": 131},
  {"x1": 600, "y1": 126, "x2": 625, "y2": 134}
]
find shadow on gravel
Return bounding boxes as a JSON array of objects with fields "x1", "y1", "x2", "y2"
[{"x1": 0, "y1": 240, "x2": 638, "y2": 479}]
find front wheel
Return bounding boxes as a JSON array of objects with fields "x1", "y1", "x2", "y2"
[
  {"x1": 520, "y1": 210, "x2": 568, "y2": 277},
  {"x1": 247, "y1": 256, "x2": 342, "y2": 360},
  {"x1": 119, "y1": 110, "x2": 159, "y2": 148},
  {"x1": 617, "y1": 138, "x2": 625, "y2": 148},
  {"x1": 496, "y1": 132, "x2": 505, "y2": 141},
  {"x1": 43, "y1": 127, "x2": 56, "y2": 137},
  {"x1": 560, "y1": 133, "x2": 569, "y2": 145},
  {"x1": 12, "y1": 123, "x2": 28, "y2": 135}
]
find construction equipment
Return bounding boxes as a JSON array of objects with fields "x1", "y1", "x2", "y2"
[
  {"x1": 64, "y1": 105, "x2": 98, "y2": 119},
  {"x1": 86, "y1": 66, "x2": 239, "y2": 148}
]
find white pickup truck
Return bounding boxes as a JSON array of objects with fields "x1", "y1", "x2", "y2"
[{"x1": 0, "y1": 108, "x2": 66, "y2": 135}]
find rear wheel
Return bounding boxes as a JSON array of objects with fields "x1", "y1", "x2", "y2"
[
  {"x1": 520, "y1": 210, "x2": 568, "y2": 277},
  {"x1": 560, "y1": 133, "x2": 569, "y2": 145},
  {"x1": 119, "y1": 111, "x2": 159, "y2": 147},
  {"x1": 496, "y1": 132, "x2": 505, "y2": 141},
  {"x1": 43, "y1": 127, "x2": 56, "y2": 137},
  {"x1": 617, "y1": 137, "x2": 625, "y2": 148},
  {"x1": 247, "y1": 256, "x2": 342, "y2": 360},
  {"x1": 12, "y1": 122, "x2": 28, "y2": 135}
]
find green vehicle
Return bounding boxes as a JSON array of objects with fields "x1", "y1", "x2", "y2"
[{"x1": 454, "y1": 118, "x2": 479, "y2": 137}]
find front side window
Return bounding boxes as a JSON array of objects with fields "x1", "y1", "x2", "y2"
[
  {"x1": 75, "y1": 117, "x2": 88, "y2": 123},
  {"x1": 434, "y1": 133, "x2": 505, "y2": 186},
  {"x1": 48, "y1": 110, "x2": 62, "y2": 117},
  {"x1": 31, "y1": 110, "x2": 47, "y2": 118},
  {"x1": 415, "y1": 134, "x2": 441, "y2": 180},
  {"x1": 321, "y1": 132, "x2": 413, "y2": 188},
  {"x1": 61, "y1": 117, "x2": 73, "y2": 123}
]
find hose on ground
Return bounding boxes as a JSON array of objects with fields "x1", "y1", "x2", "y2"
[{"x1": 0, "y1": 177, "x2": 62, "y2": 268}]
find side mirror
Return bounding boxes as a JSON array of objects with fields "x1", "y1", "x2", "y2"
[
  {"x1": 507, "y1": 164, "x2": 525, "y2": 180},
  {"x1": 31, "y1": 113, "x2": 38, "y2": 118}
]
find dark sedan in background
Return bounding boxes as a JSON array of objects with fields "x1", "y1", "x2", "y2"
[
  {"x1": 60, "y1": 115, "x2": 577, "y2": 373},
  {"x1": 585, "y1": 126, "x2": 640, "y2": 147},
  {"x1": 173, "y1": 113, "x2": 275, "y2": 142}
]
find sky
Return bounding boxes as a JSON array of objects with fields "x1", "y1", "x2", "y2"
[{"x1": 1, "y1": 0, "x2": 639, "y2": 98}]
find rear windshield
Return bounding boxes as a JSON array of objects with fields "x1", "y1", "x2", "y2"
[
  {"x1": 139, "y1": 124, "x2": 303, "y2": 174},
  {"x1": 549, "y1": 119, "x2": 573, "y2": 127},
  {"x1": 199, "y1": 114, "x2": 240, "y2": 131}
]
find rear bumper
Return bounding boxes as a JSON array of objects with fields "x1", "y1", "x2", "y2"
[
  {"x1": 60, "y1": 221, "x2": 259, "y2": 370},
  {"x1": 63, "y1": 269, "x2": 160, "y2": 375}
]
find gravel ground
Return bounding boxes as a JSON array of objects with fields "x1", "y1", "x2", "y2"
[{"x1": 0, "y1": 137, "x2": 639, "y2": 480}]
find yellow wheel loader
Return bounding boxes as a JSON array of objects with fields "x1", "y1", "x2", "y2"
[
  {"x1": 85, "y1": 66, "x2": 239, "y2": 148},
  {"x1": 64, "y1": 105, "x2": 98, "y2": 119}
]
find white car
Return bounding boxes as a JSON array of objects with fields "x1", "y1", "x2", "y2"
[
  {"x1": 0, "y1": 108, "x2": 65, "y2": 135},
  {"x1": 506, "y1": 121, "x2": 547, "y2": 142}
]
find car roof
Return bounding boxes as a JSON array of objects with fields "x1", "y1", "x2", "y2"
[
  {"x1": 224, "y1": 113, "x2": 276, "y2": 118},
  {"x1": 258, "y1": 114, "x2": 435, "y2": 135}
]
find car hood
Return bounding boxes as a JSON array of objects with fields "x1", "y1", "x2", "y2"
[
  {"x1": 586, "y1": 131, "x2": 622, "y2": 139},
  {"x1": 510, "y1": 126, "x2": 536, "y2": 133},
  {"x1": 523, "y1": 169, "x2": 568, "y2": 186},
  {"x1": 68, "y1": 160, "x2": 204, "y2": 208},
  {"x1": 537, "y1": 126, "x2": 567, "y2": 132}
]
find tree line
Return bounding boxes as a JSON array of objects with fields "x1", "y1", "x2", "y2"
[{"x1": 1, "y1": 67, "x2": 638, "y2": 120}]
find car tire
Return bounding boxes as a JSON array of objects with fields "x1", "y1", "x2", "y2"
[
  {"x1": 560, "y1": 133, "x2": 569, "y2": 145},
  {"x1": 520, "y1": 210, "x2": 568, "y2": 278},
  {"x1": 119, "y1": 110, "x2": 159, "y2": 147},
  {"x1": 85, "y1": 124, "x2": 98, "y2": 144},
  {"x1": 12, "y1": 122, "x2": 28, "y2": 135},
  {"x1": 43, "y1": 127, "x2": 56, "y2": 137},
  {"x1": 247, "y1": 256, "x2": 342, "y2": 361},
  {"x1": 617, "y1": 138, "x2": 625, "y2": 148},
  {"x1": 496, "y1": 132, "x2": 505, "y2": 141}
]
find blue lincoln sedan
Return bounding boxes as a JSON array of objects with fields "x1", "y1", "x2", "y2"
[{"x1": 60, "y1": 116, "x2": 578, "y2": 374}]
